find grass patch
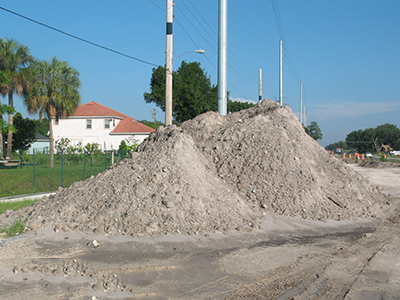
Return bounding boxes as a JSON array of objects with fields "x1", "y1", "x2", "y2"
[
  {"x1": 0, "y1": 163, "x2": 105, "y2": 198},
  {"x1": 0, "y1": 152, "x2": 128, "y2": 198},
  {"x1": 0, "y1": 216, "x2": 26, "y2": 237},
  {"x1": 0, "y1": 199, "x2": 39, "y2": 214}
]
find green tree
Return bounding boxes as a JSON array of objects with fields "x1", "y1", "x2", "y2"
[
  {"x1": 325, "y1": 141, "x2": 348, "y2": 152},
  {"x1": 0, "y1": 70, "x2": 6, "y2": 85},
  {"x1": 375, "y1": 123, "x2": 400, "y2": 150},
  {"x1": 305, "y1": 121, "x2": 323, "y2": 141},
  {"x1": 345, "y1": 129, "x2": 364, "y2": 152},
  {"x1": 0, "y1": 37, "x2": 33, "y2": 158},
  {"x1": 144, "y1": 61, "x2": 253, "y2": 123},
  {"x1": 345, "y1": 124, "x2": 400, "y2": 153},
  {"x1": 33, "y1": 118, "x2": 49, "y2": 137},
  {"x1": 12, "y1": 112, "x2": 36, "y2": 152},
  {"x1": 227, "y1": 99, "x2": 254, "y2": 112},
  {"x1": 118, "y1": 137, "x2": 138, "y2": 154},
  {"x1": 55, "y1": 137, "x2": 70, "y2": 153},
  {"x1": 23, "y1": 57, "x2": 81, "y2": 168}
]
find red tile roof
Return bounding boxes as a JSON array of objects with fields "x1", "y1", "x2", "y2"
[
  {"x1": 73, "y1": 101, "x2": 131, "y2": 119},
  {"x1": 73, "y1": 101, "x2": 156, "y2": 134},
  {"x1": 111, "y1": 118, "x2": 156, "y2": 134}
]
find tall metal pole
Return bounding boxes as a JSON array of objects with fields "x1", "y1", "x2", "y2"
[
  {"x1": 300, "y1": 81, "x2": 303, "y2": 125},
  {"x1": 279, "y1": 40, "x2": 283, "y2": 106},
  {"x1": 259, "y1": 69, "x2": 262, "y2": 102},
  {"x1": 165, "y1": 0, "x2": 173, "y2": 126},
  {"x1": 218, "y1": 0, "x2": 227, "y2": 115}
]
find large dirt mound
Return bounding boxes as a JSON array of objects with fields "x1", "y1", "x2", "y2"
[{"x1": 19, "y1": 100, "x2": 387, "y2": 237}]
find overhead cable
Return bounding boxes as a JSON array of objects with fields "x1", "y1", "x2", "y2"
[{"x1": 0, "y1": 6, "x2": 159, "y2": 67}]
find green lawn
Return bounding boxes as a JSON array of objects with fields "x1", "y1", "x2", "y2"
[
  {"x1": 0, "y1": 199, "x2": 39, "y2": 214},
  {"x1": 0, "y1": 163, "x2": 105, "y2": 198},
  {"x1": 0, "y1": 152, "x2": 128, "y2": 198}
]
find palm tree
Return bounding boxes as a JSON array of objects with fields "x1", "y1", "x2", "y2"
[
  {"x1": 0, "y1": 37, "x2": 32, "y2": 158},
  {"x1": 0, "y1": 70, "x2": 7, "y2": 158},
  {"x1": 24, "y1": 57, "x2": 81, "y2": 168}
]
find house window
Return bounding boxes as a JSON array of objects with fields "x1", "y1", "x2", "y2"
[
  {"x1": 86, "y1": 119, "x2": 92, "y2": 129},
  {"x1": 105, "y1": 119, "x2": 110, "y2": 129}
]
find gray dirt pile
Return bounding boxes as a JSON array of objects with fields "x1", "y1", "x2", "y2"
[{"x1": 15, "y1": 100, "x2": 388, "y2": 237}]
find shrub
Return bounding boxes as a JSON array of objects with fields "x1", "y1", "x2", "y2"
[{"x1": 0, "y1": 216, "x2": 25, "y2": 237}]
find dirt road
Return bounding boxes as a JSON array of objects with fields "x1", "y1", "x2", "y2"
[{"x1": 0, "y1": 164, "x2": 399, "y2": 299}]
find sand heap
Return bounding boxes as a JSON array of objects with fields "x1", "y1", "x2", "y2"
[{"x1": 19, "y1": 100, "x2": 387, "y2": 237}]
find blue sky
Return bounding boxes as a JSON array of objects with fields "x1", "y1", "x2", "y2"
[{"x1": 1, "y1": 1, "x2": 400, "y2": 147}]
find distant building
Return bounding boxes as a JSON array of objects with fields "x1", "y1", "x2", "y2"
[
  {"x1": 28, "y1": 134, "x2": 50, "y2": 154},
  {"x1": 52, "y1": 101, "x2": 156, "y2": 151}
]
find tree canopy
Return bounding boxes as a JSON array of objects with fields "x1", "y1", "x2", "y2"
[
  {"x1": 32, "y1": 118, "x2": 49, "y2": 137},
  {"x1": 24, "y1": 57, "x2": 81, "y2": 167},
  {"x1": 0, "y1": 37, "x2": 33, "y2": 157},
  {"x1": 12, "y1": 112, "x2": 36, "y2": 152},
  {"x1": 144, "y1": 61, "x2": 254, "y2": 123},
  {"x1": 304, "y1": 121, "x2": 323, "y2": 141},
  {"x1": 345, "y1": 123, "x2": 400, "y2": 153},
  {"x1": 325, "y1": 141, "x2": 349, "y2": 152}
]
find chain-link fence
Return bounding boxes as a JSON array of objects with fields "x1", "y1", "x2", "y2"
[{"x1": 0, "y1": 150, "x2": 129, "y2": 198}]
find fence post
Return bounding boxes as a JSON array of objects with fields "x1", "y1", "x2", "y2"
[
  {"x1": 84, "y1": 150, "x2": 86, "y2": 180},
  {"x1": 104, "y1": 151, "x2": 107, "y2": 170},
  {"x1": 33, "y1": 149, "x2": 36, "y2": 194},
  {"x1": 61, "y1": 150, "x2": 64, "y2": 188}
]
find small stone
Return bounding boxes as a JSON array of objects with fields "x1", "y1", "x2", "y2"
[{"x1": 28, "y1": 223, "x2": 42, "y2": 231}]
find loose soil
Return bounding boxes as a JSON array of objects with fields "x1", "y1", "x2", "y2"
[
  {"x1": 0, "y1": 100, "x2": 398, "y2": 299},
  {"x1": 4, "y1": 100, "x2": 388, "y2": 236}
]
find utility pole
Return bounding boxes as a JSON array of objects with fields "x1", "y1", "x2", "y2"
[
  {"x1": 300, "y1": 81, "x2": 303, "y2": 125},
  {"x1": 259, "y1": 69, "x2": 262, "y2": 102},
  {"x1": 165, "y1": 0, "x2": 173, "y2": 126},
  {"x1": 279, "y1": 40, "x2": 283, "y2": 106},
  {"x1": 218, "y1": 0, "x2": 227, "y2": 115}
]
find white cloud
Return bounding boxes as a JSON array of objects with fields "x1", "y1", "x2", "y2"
[
  {"x1": 309, "y1": 101, "x2": 400, "y2": 120},
  {"x1": 230, "y1": 97, "x2": 258, "y2": 104}
]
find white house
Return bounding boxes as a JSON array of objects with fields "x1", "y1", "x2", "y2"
[{"x1": 52, "y1": 101, "x2": 156, "y2": 151}]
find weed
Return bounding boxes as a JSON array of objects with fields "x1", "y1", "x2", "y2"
[{"x1": 0, "y1": 217, "x2": 26, "y2": 237}]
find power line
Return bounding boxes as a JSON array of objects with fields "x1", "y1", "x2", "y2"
[
  {"x1": 0, "y1": 6, "x2": 160, "y2": 67},
  {"x1": 179, "y1": 0, "x2": 217, "y2": 45},
  {"x1": 175, "y1": 4, "x2": 217, "y2": 53},
  {"x1": 177, "y1": 0, "x2": 275, "y2": 100},
  {"x1": 146, "y1": 0, "x2": 166, "y2": 12},
  {"x1": 271, "y1": 0, "x2": 301, "y2": 87}
]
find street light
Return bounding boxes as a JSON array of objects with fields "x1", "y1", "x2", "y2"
[
  {"x1": 165, "y1": 48, "x2": 205, "y2": 126},
  {"x1": 173, "y1": 49, "x2": 205, "y2": 61}
]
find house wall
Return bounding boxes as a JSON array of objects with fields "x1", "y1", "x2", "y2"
[
  {"x1": 28, "y1": 141, "x2": 50, "y2": 154},
  {"x1": 52, "y1": 117, "x2": 149, "y2": 151}
]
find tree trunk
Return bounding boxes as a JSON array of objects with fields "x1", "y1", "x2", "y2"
[
  {"x1": 0, "y1": 98, "x2": 3, "y2": 159},
  {"x1": 0, "y1": 129, "x2": 3, "y2": 159},
  {"x1": 49, "y1": 117, "x2": 54, "y2": 168},
  {"x1": 6, "y1": 92, "x2": 13, "y2": 158}
]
